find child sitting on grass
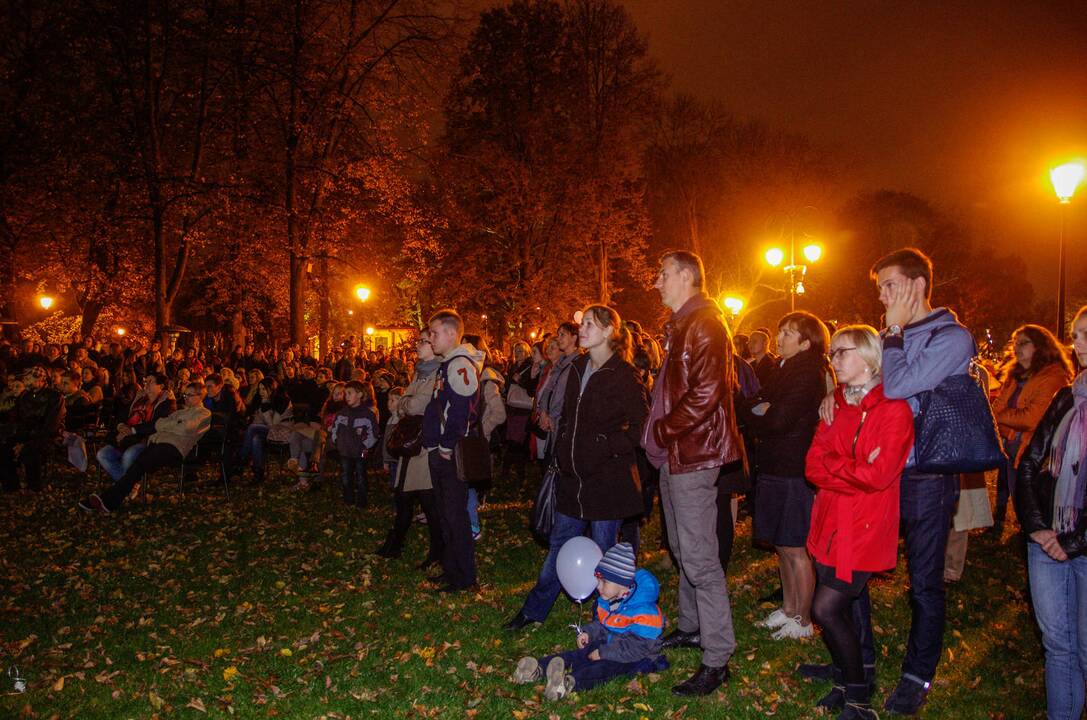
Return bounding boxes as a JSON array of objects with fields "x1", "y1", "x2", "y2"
[{"x1": 512, "y1": 542, "x2": 669, "y2": 700}]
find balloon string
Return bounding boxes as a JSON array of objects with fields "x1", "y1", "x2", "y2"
[{"x1": 569, "y1": 599, "x2": 584, "y2": 636}]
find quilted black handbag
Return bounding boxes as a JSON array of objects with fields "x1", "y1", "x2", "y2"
[{"x1": 913, "y1": 363, "x2": 1005, "y2": 474}]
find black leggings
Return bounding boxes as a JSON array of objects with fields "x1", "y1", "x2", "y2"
[
  {"x1": 390, "y1": 488, "x2": 443, "y2": 560},
  {"x1": 811, "y1": 583, "x2": 865, "y2": 685}
]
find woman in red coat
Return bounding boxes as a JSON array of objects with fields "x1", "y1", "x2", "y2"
[{"x1": 804, "y1": 325, "x2": 914, "y2": 720}]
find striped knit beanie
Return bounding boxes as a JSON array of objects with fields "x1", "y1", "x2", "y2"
[{"x1": 595, "y1": 542, "x2": 636, "y2": 587}]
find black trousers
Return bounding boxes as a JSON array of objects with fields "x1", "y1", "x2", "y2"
[
  {"x1": 0, "y1": 439, "x2": 46, "y2": 492},
  {"x1": 428, "y1": 450, "x2": 477, "y2": 588},
  {"x1": 100, "y1": 442, "x2": 183, "y2": 511},
  {"x1": 389, "y1": 487, "x2": 443, "y2": 561}
]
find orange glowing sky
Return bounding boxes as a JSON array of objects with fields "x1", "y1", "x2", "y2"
[{"x1": 622, "y1": 0, "x2": 1087, "y2": 290}]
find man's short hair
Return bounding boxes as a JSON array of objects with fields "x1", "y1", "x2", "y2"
[
  {"x1": 870, "y1": 247, "x2": 934, "y2": 300},
  {"x1": 750, "y1": 329, "x2": 770, "y2": 343},
  {"x1": 185, "y1": 381, "x2": 206, "y2": 396},
  {"x1": 428, "y1": 309, "x2": 463, "y2": 335},
  {"x1": 660, "y1": 250, "x2": 705, "y2": 289},
  {"x1": 205, "y1": 373, "x2": 223, "y2": 387}
]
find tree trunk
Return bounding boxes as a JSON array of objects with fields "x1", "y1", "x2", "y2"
[
  {"x1": 597, "y1": 232, "x2": 610, "y2": 305},
  {"x1": 153, "y1": 204, "x2": 171, "y2": 332},
  {"x1": 289, "y1": 250, "x2": 306, "y2": 345},
  {"x1": 318, "y1": 256, "x2": 330, "y2": 360},
  {"x1": 0, "y1": 213, "x2": 17, "y2": 327},
  {"x1": 80, "y1": 299, "x2": 104, "y2": 338}
]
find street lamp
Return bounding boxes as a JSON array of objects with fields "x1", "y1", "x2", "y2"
[
  {"x1": 764, "y1": 241, "x2": 824, "y2": 311},
  {"x1": 354, "y1": 285, "x2": 371, "y2": 302},
  {"x1": 38, "y1": 295, "x2": 54, "y2": 310},
  {"x1": 722, "y1": 295, "x2": 744, "y2": 316},
  {"x1": 115, "y1": 327, "x2": 126, "y2": 337},
  {"x1": 1051, "y1": 161, "x2": 1085, "y2": 341}
]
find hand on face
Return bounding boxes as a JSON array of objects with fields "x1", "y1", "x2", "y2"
[{"x1": 882, "y1": 275, "x2": 923, "y2": 328}]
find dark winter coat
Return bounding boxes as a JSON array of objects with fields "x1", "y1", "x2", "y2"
[
  {"x1": 744, "y1": 348, "x2": 827, "y2": 478},
  {"x1": 1016, "y1": 386, "x2": 1087, "y2": 558},
  {"x1": 555, "y1": 353, "x2": 649, "y2": 521}
]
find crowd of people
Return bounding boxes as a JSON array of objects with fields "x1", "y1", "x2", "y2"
[{"x1": 1, "y1": 246, "x2": 1086, "y2": 719}]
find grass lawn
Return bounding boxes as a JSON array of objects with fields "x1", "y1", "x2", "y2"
[{"x1": 1, "y1": 462, "x2": 1047, "y2": 719}]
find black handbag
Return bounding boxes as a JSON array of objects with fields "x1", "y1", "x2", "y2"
[
  {"x1": 454, "y1": 427, "x2": 492, "y2": 484},
  {"x1": 386, "y1": 414, "x2": 423, "y2": 458},
  {"x1": 530, "y1": 460, "x2": 559, "y2": 541},
  {"x1": 913, "y1": 363, "x2": 1006, "y2": 474}
]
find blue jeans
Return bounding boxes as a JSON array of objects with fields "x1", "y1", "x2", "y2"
[
  {"x1": 467, "y1": 487, "x2": 481, "y2": 534},
  {"x1": 897, "y1": 470, "x2": 959, "y2": 684},
  {"x1": 340, "y1": 456, "x2": 367, "y2": 506},
  {"x1": 538, "y1": 641, "x2": 669, "y2": 691},
  {"x1": 520, "y1": 511, "x2": 622, "y2": 622},
  {"x1": 239, "y1": 425, "x2": 269, "y2": 468},
  {"x1": 97, "y1": 442, "x2": 146, "y2": 482},
  {"x1": 1028, "y1": 542, "x2": 1087, "y2": 720}
]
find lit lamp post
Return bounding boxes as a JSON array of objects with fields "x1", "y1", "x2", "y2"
[
  {"x1": 764, "y1": 242, "x2": 823, "y2": 311},
  {"x1": 38, "y1": 295, "x2": 55, "y2": 311},
  {"x1": 354, "y1": 284, "x2": 372, "y2": 348},
  {"x1": 1051, "y1": 161, "x2": 1085, "y2": 342},
  {"x1": 722, "y1": 295, "x2": 744, "y2": 317}
]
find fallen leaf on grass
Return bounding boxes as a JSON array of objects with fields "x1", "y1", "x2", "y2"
[
  {"x1": 149, "y1": 691, "x2": 164, "y2": 709},
  {"x1": 52, "y1": 676, "x2": 65, "y2": 692},
  {"x1": 187, "y1": 697, "x2": 207, "y2": 713},
  {"x1": 223, "y1": 666, "x2": 239, "y2": 681}
]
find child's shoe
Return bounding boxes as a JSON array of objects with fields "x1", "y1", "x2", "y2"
[
  {"x1": 286, "y1": 458, "x2": 300, "y2": 473},
  {"x1": 544, "y1": 657, "x2": 572, "y2": 700},
  {"x1": 512, "y1": 656, "x2": 540, "y2": 684}
]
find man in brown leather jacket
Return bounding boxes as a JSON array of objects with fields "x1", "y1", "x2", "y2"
[{"x1": 641, "y1": 250, "x2": 743, "y2": 696}]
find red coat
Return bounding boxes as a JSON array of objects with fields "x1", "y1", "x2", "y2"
[{"x1": 805, "y1": 384, "x2": 914, "y2": 581}]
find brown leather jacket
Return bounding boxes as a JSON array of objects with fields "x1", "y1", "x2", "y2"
[{"x1": 643, "y1": 293, "x2": 743, "y2": 473}]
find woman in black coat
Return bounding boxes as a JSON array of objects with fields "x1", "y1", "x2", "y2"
[
  {"x1": 745, "y1": 310, "x2": 831, "y2": 641},
  {"x1": 504, "y1": 305, "x2": 649, "y2": 630}
]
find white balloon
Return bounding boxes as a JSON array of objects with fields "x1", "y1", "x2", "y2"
[{"x1": 555, "y1": 536, "x2": 603, "y2": 601}]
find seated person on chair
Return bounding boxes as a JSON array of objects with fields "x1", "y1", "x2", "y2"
[
  {"x1": 95, "y1": 372, "x2": 175, "y2": 482},
  {"x1": 1, "y1": 366, "x2": 65, "y2": 493},
  {"x1": 61, "y1": 371, "x2": 95, "y2": 432},
  {"x1": 79, "y1": 381, "x2": 211, "y2": 513}
]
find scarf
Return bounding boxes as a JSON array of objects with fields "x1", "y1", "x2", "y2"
[
  {"x1": 1051, "y1": 370, "x2": 1087, "y2": 533},
  {"x1": 842, "y1": 374, "x2": 881, "y2": 406}
]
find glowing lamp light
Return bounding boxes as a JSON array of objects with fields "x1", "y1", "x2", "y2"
[
  {"x1": 365, "y1": 326, "x2": 375, "y2": 336},
  {"x1": 115, "y1": 327, "x2": 126, "y2": 337},
  {"x1": 1051, "y1": 162, "x2": 1086, "y2": 203},
  {"x1": 796, "y1": 281, "x2": 806, "y2": 295},
  {"x1": 529, "y1": 330, "x2": 538, "y2": 339},
  {"x1": 354, "y1": 285, "x2": 371, "y2": 302},
  {"x1": 38, "y1": 295, "x2": 55, "y2": 310},
  {"x1": 803, "y1": 244, "x2": 823, "y2": 263},
  {"x1": 481, "y1": 314, "x2": 488, "y2": 321},
  {"x1": 722, "y1": 296, "x2": 744, "y2": 315},
  {"x1": 573, "y1": 310, "x2": 584, "y2": 324},
  {"x1": 764, "y1": 248, "x2": 785, "y2": 267},
  {"x1": 347, "y1": 309, "x2": 354, "y2": 316}
]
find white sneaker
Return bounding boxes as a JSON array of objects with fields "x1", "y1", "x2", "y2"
[
  {"x1": 756, "y1": 608, "x2": 789, "y2": 629},
  {"x1": 512, "y1": 656, "x2": 540, "y2": 684},
  {"x1": 772, "y1": 616, "x2": 814, "y2": 640},
  {"x1": 543, "y1": 657, "x2": 569, "y2": 701}
]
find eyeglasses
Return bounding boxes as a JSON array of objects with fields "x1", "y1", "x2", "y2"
[{"x1": 827, "y1": 347, "x2": 857, "y2": 361}]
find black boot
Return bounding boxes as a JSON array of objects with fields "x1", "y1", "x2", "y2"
[
  {"x1": 502, "y1": 611, "x2": 539, "y2": 631},
  {"x1": 838, "y1": 683, "x2": 877, "y2": 719},
  {"x1": 376, "y1": 534, "x2": 401, "y2": 558},
  {"x1": 660, "y1": 628, "x2": 701, "y2": 650},
  {"x1": 671, "y1": 663, "x2": 729, "y2": 696},
  {"x1": 816, "y1": 665, "x2": 846, "y2": 710}
]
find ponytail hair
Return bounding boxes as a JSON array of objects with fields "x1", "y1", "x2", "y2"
[{"x1": 581, "y1": 304, "x2": 633, "y2": 364}]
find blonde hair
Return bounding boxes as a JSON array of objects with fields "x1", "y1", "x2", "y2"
[
  {"x1": 581, "y1": 304, "x2": 633, "y2": 364},
  {"x1": 831, "y1": 324, "x2": 882, "y2": 376}
]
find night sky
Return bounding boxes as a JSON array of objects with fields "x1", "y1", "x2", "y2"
[{"x1": 620, "y1": 0, "x2": 1087, "y2": 289}]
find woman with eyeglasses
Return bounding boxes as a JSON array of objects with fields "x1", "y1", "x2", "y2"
[
  {"x1": 1016, "y1": 306, "x2": 1087, "y2": 720},
  {"x1": 803, "y1": 325, "x2": 913, "y2": 719},
  {"x1": 745, "y1": 310, "x2": 832, "y2": 641},
  {"x1": 990, "y1": 324, "x2": 1073, "y2": 535}
]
